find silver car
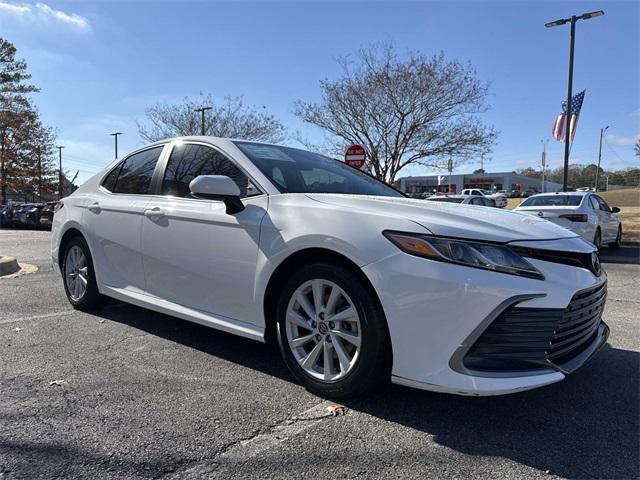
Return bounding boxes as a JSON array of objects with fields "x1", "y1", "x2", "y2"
[
  {"x1": 513, "y1": 192, "x2": 622, "y2": 249},
  {"x1": 426, "y1": 194, "x2": 497, "y2": 207}
]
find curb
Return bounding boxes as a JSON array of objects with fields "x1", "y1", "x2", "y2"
[{"x1": 0, "y1": 256, "x2": 21, "y2": 276}]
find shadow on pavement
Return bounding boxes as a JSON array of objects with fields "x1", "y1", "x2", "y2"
[
  {"x1": 600, "y1": 245, "x2": 640, "y2": 265},
  {"x1": 95, "y1": 303, "x2": 639, "y2": 479}
]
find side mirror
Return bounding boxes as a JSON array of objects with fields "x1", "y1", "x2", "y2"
[
  {"x1": 610, "y1": 206, "x2": 621, "y2": 213},
  {"x1": 189, "y1": 175, "x2": 245, "y2": 214}
]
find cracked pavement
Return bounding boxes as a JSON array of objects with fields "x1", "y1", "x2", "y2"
[{"x1": 1, "y1": 229, "x2": 638, "y2": 479}]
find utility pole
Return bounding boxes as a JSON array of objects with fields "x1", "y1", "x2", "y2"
[
  {"x1": 595, "y1": 125, "x2": 609, "y2": 191},
  {"x1": 447, "y1": 158, "x2": 453, "y2": 193},
  {"x1": 57, "y1": 146, "x2": 64, "y2": 200},
  {"x1": 541, "y1": 139, "x2": 548, "y2": 193},
  {"x1": 545, "y1": 10, "x2": 604, "y2": 192},
  {"x1": 194, "y1": 106, "x2": 212, "y2": 136},
  {"x1": 37, "y1": 145, "x2": 43, "y2": 201},
  {"x1": 111, "y1": 132, "x2": 122, "y2": 159}
]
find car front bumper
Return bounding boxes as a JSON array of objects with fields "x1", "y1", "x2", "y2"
[{"x1": 362, "y1": 248, "x2": 608, "y2": 396}]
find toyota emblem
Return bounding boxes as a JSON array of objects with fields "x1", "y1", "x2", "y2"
[{"x1": 537, "y1": 211, "x2": 544, "y2": 218}]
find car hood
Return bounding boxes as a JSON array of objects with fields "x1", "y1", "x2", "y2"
[{"x1": 306, "y1": 194, "x2": 579, "y2": 243}]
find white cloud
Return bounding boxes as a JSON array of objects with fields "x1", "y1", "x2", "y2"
[
  {"x1": 0, "y1": 1, "x2": 90, "y2": 31},
  {"x1": 605, "y1": 133, "x2": 640, "y2": 146}
]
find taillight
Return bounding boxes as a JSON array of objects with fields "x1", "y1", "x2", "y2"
[
  {"x1": 54, "y1": 200, "x2": 64, "y2": 214},
  {"x1": 559, "y1": 214, "x2": 587, "y2": 222}
]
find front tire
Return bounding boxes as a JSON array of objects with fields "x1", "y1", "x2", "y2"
[
  {"x1": 593, "y1": 228, "x2": 602, "y2": 251},
  {"x1": 61, "y1": 236, "x2": 106, "y2": 310},
  {"x1": 610, "y1": 225, "x2": 623, "y2": 249},
  {"x1": 276, "y1": 262, "x2": 391, "y2": 399}
]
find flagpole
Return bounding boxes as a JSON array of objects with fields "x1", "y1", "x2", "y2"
[
  {"x1": 546, "y1": 10, "x2": 604, "y2": 191},
  {"x1": 562, "y1": 16, "x2": 577, "y2": 192}
]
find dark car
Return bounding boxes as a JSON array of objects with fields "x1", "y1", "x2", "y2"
[
  {"x1": 24, "y1": 204, "x2": 46, "y2": 228},
  {"x1": 0, "y1": 205, "x2": 12, "y2": 228},
  {"x1": 12, "y1": 204, "x2": 43, "y2": 228},
  {"x1": 38, "y1": 201, "x2": 58, "y2": 230}
]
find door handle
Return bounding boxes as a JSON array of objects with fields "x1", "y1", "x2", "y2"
[
  {"x1": 88, "y1": 202, "x2": 101, "y2": 213},
  {"x1": 144, "y1": 207, "x2": 165, "y2": 218}
]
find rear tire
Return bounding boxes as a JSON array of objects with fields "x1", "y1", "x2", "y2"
[
  {"x1": 610, "y1": 225, "x2": 622, "y2": 249},
  {"x1": 61, "y1": 236, "x2": 107, "y2": 311},
  {"x1": 276, "y1": 262, "x2": 391, "y2": 399}
]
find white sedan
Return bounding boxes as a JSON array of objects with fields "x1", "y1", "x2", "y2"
[
  {"x1": 52, "y1": 137, "x2": 609, "y2": 398},
  {"x1": 425, "y1": 194, "x2": 497, "y2": 207},
  {"x1": 513, "y1": 192, "x2": 622, "y2": 250}
]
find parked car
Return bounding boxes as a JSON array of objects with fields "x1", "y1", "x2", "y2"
[
  {"x1": 425, "y1": 194, "x2": 497, "y2": 207},
  {"x1": 460, "y1": 188, "x2": 507, "y2": 208},
  {"x1": 513, "y1": 192, "x2": 622, "y2": 249},
  {"x1": 509, "y1": 190, "x2": 522, "y2": 198},
  {"x1": 23, "y1": 203, "x2": 45, "y2": 228},
  {"x1": 11, "y1": 204, "x2": 36, "y2": 227},
  {"x1": 39, "y1": 201, "x2": 58, "y2": 230},
  {"x1": 52, "y1": 137, "x2": 608, "y2": 398},
  {"x1": 521, "y1": 188, "x2": 538, "y2": 198},
  {"x1": 0, "y1": 205, "x2": 11, "y2": 227}
]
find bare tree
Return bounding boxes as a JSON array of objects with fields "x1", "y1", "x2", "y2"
[
  {"x1": 634, "y1": 138, "x2": 640, "y2": 157},
  {"x1": 294, "y1": 44, "x2": 497, "y2": 184},
  {"x1": 138, "y1": 94, "x2": 286, "y2": 143}
]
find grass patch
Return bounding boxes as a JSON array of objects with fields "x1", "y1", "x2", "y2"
[{"x1": 599, "y1": 189, "x2": 640, "y2": 208}]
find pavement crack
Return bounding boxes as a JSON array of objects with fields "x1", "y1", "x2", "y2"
[{"x1": 165, "y1": 401, "x2": 343, "y2": 479}]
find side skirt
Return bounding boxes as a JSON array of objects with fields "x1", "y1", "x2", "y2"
[{"x1": 100, "y1": 285, "x2": 265, "y2": 342}]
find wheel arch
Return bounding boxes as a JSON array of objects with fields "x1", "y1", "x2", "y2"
[
  {"x1": 262, "y1": 247, "x2": 390, "y2": 350},
  {"x1": 58, "y1": 227, "x2": 86, "y2": 269}
]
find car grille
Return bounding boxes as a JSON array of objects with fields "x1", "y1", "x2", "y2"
[
  {"x1": 510, "y1": 246, "x2": 601, "y2": 276},
  {"x1": 463, "y1": 282, "x2": 607, "y2": 372}
]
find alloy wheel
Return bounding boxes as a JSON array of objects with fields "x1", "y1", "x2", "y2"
[
  {"x1": 65, "y1": 245, "x2": 88, "y2": 301},
  {"x1": 285, "y1": 279, "x2": 362, "y2": 382}
]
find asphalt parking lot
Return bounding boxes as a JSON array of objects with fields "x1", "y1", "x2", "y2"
[{"x1": 1, "y1": 229, "x2": 638, "y2": 480}]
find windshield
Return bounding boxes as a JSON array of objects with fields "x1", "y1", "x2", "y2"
[
  {"x1": 520, "y1": 195, "x2": 583, "y2": 207},
  {"x1": 234, "y1": 142, "x2": 403, "y2": 197},
  {"x1": 426, "y1": 197, "x2": 465, "y2": 203}
]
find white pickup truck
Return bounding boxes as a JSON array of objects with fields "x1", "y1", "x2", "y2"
[{"x1": 461, "y1": 188, "x2": 508, "y2": 208}]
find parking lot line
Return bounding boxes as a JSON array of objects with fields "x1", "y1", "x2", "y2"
[{"x1": 0, "y1": 310, "x2": 76, "y2": 325}]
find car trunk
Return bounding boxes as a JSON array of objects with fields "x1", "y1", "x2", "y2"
[{"x1": 515, "y1": 206, "x2": 584, "y2": 229}]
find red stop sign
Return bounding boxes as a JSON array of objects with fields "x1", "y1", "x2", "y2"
[{"x1": 345, "y1": 144, "x2": 366, "y2": 169}]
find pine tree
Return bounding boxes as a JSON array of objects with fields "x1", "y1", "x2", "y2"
[{"x1": 1, "y1": 37, "x2": 58, "y2": 204}]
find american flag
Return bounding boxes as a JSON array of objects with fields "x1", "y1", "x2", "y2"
[{"x1": 552, "y1": 90, "x2": 586, "y2": 142}]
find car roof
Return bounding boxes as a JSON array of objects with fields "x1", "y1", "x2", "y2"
[
  {"x1": 527, "y1": 191, "x2": 588, "y2": 197},
  {"x1": 428, "y1": 194, "x2": 467, "y2": 198}
]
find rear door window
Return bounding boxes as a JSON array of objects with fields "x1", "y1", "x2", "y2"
[
  {"x1": 101, "y1": 163, "x2": 123, "y2": 192},
  {"x1": 113, "y1": 147, "x2": 164, "y2": 195}
]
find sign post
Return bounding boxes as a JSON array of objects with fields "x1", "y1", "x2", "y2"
[{"x1": 345, "y1": 144, "x2": 367, "y2": 169}]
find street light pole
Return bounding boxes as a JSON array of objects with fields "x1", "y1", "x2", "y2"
[
  {"x1": 0, "y1": 128, "x2": 5, "y2": 206},
  {"x1": 57, "y1": 146, "x2": 64, "y2": 199},
  {"x1": 595, "y1": 125, "x2": 609, "y2": 191},
  {"x1": 545, "y1": 10, "x2": 604, "y2": 192},
  {"x1": 111, "y1": 132, "x2": 122, "y2": 159},
  {"x1": 194, "y1": 106, "x2": 212, "y2": 136}
]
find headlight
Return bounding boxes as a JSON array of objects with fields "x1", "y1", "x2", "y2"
[{"x1": 383, "y1": 231, "x2": 544, "y2": 280}]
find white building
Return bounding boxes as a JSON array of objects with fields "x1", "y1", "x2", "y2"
[{"x1": 398, "y1": 171, "x2": 562, "y2": 195}]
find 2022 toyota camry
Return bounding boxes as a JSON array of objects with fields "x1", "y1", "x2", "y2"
[{"x1": 52, "y1": 137, "x2": 609, "y2": 398}]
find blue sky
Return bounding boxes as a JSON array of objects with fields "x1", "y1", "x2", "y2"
[{"x1": 0, "y1": 0, "x2": 638, "y2": 184}]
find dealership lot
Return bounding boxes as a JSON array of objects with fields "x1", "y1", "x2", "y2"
[{"x1": 1, "y1": 229, "x2": 638, "y2": 479}]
